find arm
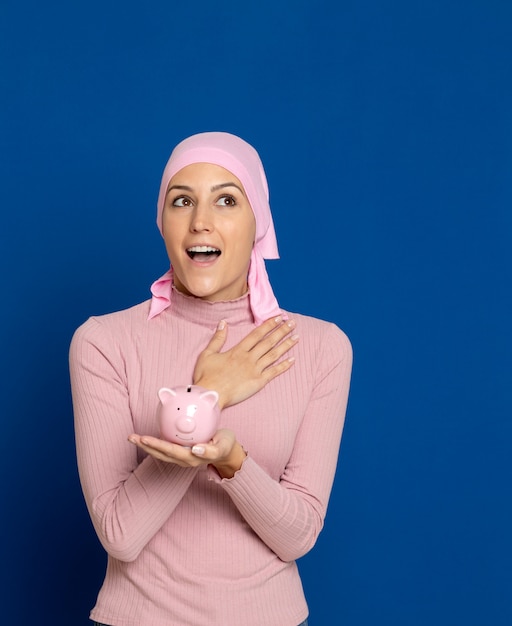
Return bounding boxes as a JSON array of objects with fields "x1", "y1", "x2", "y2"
[
  {"x1": 70, "y1": 319, "x2": 199, "y2": 563},
  {"x1": 211, "y1": 325, "x2": 353, "y2": 562}
]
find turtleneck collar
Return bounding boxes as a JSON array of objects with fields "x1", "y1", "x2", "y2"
[{"x1": 167, "y1": 285, "x2": 255, "y2": 330}]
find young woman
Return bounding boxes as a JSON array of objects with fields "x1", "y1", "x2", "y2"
[{"x1": 70, "y1": 131, "x2": 352, "y2": 626}]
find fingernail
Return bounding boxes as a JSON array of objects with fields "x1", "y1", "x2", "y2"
[
  {"x1": 291, "y1": 334, "x2": 299, "y2": 341},
  {"x1": 217, "y1": 320, "x2": 226, "y2": 330},
  {"x1": 287, "y1": 320, "x2": 296, "y2": 328},
  {"x1": 274, "y1": 315, "x2": 282, "y2": 323},
  {"x1": 192, "y1": 445, "x2": 205, "y2": 456},
  {"x1": 128, "y1": 436, "x2": 137, "y2": 444}
]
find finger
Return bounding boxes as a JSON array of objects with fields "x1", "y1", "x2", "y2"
[
  {"x1": 201, "y1": 319, "x2": 228, "y2": 355},
  {"x1": 258, "y1": 332, "x2": 299, "y2": 370},
  {"x1": 233, "y1": 315, "x2": 285, "y2": 352},
  {"x1": 260, "y1": 354, "x2": 296, "y2": 384},
  {"x1": 129, "y1": 435, "x2": 194, "y2": 463},
  {"x1": 248, "y1": 319, "x2": 297, "y2": 361},
  {"x1": 191, "y1": 430, "x2": 234, "y2": 460},
  {"x1": 190, "y1": 443, "x2": 215, "y2": 459}
]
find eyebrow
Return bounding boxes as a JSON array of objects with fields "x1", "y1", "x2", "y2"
[
  {"x1": 210, "y1": 182, "x2": 245, "y2": 195},
  {"x1": 166, "y1": 182, "x2": 246, "y2": 196}
]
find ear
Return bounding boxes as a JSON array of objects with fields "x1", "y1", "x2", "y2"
[
  {"x1": 200, "y1": 389, "x2": 219, "y2": 407},
  {"x1": 158, "y1": 387, "x2": 177, "y2": 404}
]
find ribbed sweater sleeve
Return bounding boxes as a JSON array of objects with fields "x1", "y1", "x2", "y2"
[
  {"x1": 212, "y1": 323, "x2": 352, "y2": 562},
  {"x1": 70, "y1": 317, "x2": 200, "y2": 562}
]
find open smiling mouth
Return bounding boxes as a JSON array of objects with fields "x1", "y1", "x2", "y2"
[{"x1": 187, "y1": 246, "x2": 221, "y2": 262}]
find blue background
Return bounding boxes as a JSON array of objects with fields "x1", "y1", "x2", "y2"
[{"x1": 1, "y1": 1, "x2": 511, "y2": 624}]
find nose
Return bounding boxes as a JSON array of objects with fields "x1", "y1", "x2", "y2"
[{"x1": 190, "y1": 203, "x2": 213, "y2": 233}]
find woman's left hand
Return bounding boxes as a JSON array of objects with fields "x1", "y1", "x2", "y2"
[{"x1": 128, "y1": 429, "x2": 246, "y2": 478}]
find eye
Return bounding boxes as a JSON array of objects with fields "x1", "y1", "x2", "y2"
[
  {"x1": 216, "y1": 195, "x2": 237, "y2": 207},
  {"x1": 172, "y1": 196, "x2": 193, "y2": 207}
]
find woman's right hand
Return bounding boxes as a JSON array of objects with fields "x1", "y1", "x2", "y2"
[{"x1": 193, "y1": 315, "x2": 298, "y2": 409}]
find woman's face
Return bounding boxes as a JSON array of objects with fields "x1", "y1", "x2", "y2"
[{"x1": 162, "y1": 162, "x2": 256, "y2": 302}]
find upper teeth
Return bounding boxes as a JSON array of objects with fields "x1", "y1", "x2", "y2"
[{"x1": 188, "y1": 246, "x2": 219, "y2": 253}]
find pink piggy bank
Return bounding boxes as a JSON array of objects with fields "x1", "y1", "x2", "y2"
[{"x1": 157, "y1": 385, "x2": 221, "y2": 446}]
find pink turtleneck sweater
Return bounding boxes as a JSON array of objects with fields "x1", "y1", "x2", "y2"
[{"x1": 69, "y1": 289, "x2": 352, "y2": 626}]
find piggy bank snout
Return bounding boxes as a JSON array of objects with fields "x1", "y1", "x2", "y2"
[{"x1": 176, "y1": 413, "x2": 197, "y2": 434}]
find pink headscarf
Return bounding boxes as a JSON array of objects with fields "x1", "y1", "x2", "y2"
[{"x1": 148, "y1": 132, "x2": 282, "y2": 325}]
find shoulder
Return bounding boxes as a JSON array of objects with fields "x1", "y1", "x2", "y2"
[{"x1": 70, "y1": 299, "x2": 151, "y2": 349}]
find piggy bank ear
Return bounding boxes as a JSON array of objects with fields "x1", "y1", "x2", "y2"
[
  {"x1": 200, "y1": 389, "x2": 219, "y2": 407},
  {"x1": 158, "y1": 387, "x2": 177, "y2": 404}
]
